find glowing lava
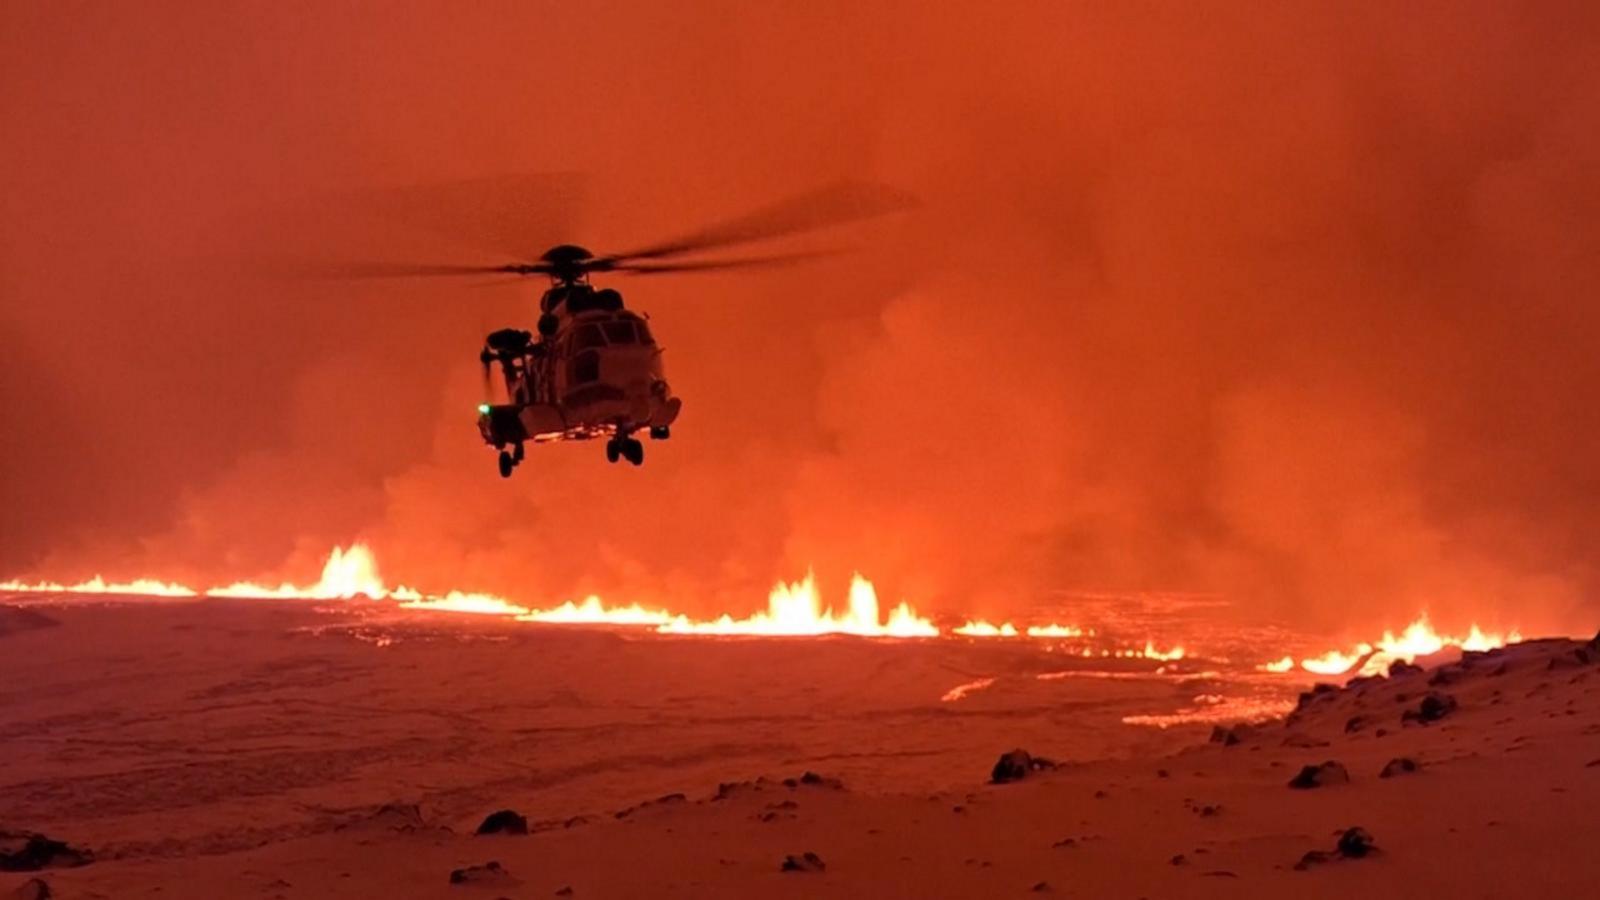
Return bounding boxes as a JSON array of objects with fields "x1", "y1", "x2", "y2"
[
  {"x1": 520, "y1": 596, "x2": 674, "y2": 626},
  {"x1": 954, "y1": 620, "x2": 1019, "y2": 637},
  {"x1": 1271, "y1": 615, "x2": 1522, "y2": 677},
  {"x1": 657, "y1": 572, "x2": 938, "y2": 638},
  {"x1": 0, "y1": 576, "x2": 198, "y2": 597},
  {"x1": 208, "y1": 545, "x2": 422, "y2": 600}
]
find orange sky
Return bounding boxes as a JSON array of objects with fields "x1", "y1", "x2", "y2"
[{"x1": 2, "y1": 2, "x2": 1598, "y2": 634}]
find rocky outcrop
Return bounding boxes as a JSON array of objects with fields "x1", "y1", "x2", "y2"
[
  {"x1": 991, "y1": 749, "x2": 1057, "y2": 783},
  {"x1": 475, "y1": 809, "x2": 528, "y2": 835},
  {"x1": 1287, "y1": 760, "x2": 1350, "y2": 789},
  {"x1": 0, "y1": 833, "x2": 90, "y2": 872}
]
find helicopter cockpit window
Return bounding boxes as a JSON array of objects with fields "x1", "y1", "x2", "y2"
[
  {"x1": 602, "y1": 322, "x2": 636, "y2": 345},
  {"x1": 573, "y1": 324, "x2": 607, "y2": 351},
  {"x1": 634, "y1": 321, "x2": 654, "y2": 345}
]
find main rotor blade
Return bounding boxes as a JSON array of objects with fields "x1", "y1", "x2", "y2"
[
  {"x1": 283, "y1": 261, "x2": 542, "y2": 279},
  {"x1": 601, "y1": 180, "x2": 913, "y2": 264},
  {"x1": 607, "y1": 249, "x2": 840, "y2": 276}
]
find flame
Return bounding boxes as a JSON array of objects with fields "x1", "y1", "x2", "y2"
[
  {"x1": 403, "y1": 591, "x2": 531, "y2": 616},
  {"x1": 1026, "y1": 623, "x2": 1090, "y2": 639},
  {"x1": 0, "y1": 576, "x2": 197, "y2": 597},
  {"x1": 1256, "y1": 655, "x2": 1296, "y2": 673},
  {"x1": 1276, "y1": 615, "x2": 1522, "y2": 677},
  {"x1": 657, "y1": 572, "x2": 939, "y2": 637},
  {"x1": 519, "y1": 595, "x2": 673, "y2": 626},
  {"x1": 208, "y1": 544, "x2": 421, "y2": 600},
  {"x1": 954, "y1": 619, "x2": 1019, "y2": 637}
]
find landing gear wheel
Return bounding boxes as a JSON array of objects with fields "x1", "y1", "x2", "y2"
[
  {"x1": 649, "y1": 425, "x2": 670, "y2": 440},
  {"x1": 497, "y1": 451, "x2": 515, "y2": 479},
  {"x1": 605, "y1": 440, "x2": 621, "y2": 464},
  {"x1": 621, "y1": 437, "x2": 644, "y2": 466}
]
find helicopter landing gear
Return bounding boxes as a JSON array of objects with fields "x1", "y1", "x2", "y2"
[
  {"x1": 649, "y1": 425, "x2": 671, "y2": 440},
  {"x1": 606, "y1": 435, "x2": 644, "y2": 466},
  {"x1": 497, "y1": 442, "x2": 525, "y2": 479}
]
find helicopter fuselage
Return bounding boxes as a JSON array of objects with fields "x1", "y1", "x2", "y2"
[{"x1": 476, "y1": 282, "x2": 681, "y2": 474}]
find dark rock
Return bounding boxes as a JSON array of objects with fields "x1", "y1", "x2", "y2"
[
  {"x1": 1051, "y1": 838, "x2": 1077, "y2": 849},
  {"x1": 1287, "y1": 760, "x2": 1350, "y2": 789},
  {"x1": 0, "y1": 833, "x2": 91, "y2": 872},
  {"x1": 991, "y1": 749, "x2": 1056, "y2": 783},
  {"x1": 1347, "y1": 674, "x2": 1385, "y2": 690},
  {"x1": 1344, "y1": 715, "x2": 1374, "y2": 734},
  {"x1": 1401, "y1": 692, "x2": 1458, "y2": 725},
  {"x1": 1281, "y1": 732, "x2": 1329, "y2": 748},
  {"x1": 1294, "y1": 827, "x2": 1377, "y2": 870},
  {"x1": 0, "y1": 606, "x2": 61, "y2": 637},
  {"x1": 1336, "y1": 827, "x2": 1377, "y2": 858},
  {"x1": 1388, "y1": 660, "x2": 1424, "y2": 678},
  {"x1": 1156, "y1": 769, "x2": 1170, "y2": 778},
  {"x1": 1209, "y1": 724, "x2": 1252, "y2": 746},
  {"x1": 449, "y1": 861, "x2": 512, "y2": 886},
  {"x1": 1374, "y1": 728, "x2": 1389, "y2": 738},
  {"x1": 1294, "y1": 850, "x2": 1333, "y2": 870},
  {"x1": 1030, "y1": 881, "x2": 1052, "y2": 892},
  {"x1": 780, "y1": 852, "x2": 825, "y2": 873},
  {"x1": 1380, "y1": 757, "x2": 1420, "y2": 778},
  {"x1": 784, "y1": 772, "x2": 843, "y2": 790},
  {"x1": 475, "y1": 809, "x2": 528, "y2": 836},
  {"x1": 1294, "y1": 684, "x2": 1341, "y2": 712},
  {"x1": 555, "y1": 888, "x2": 573, "y2": 897},
  {"x1": 8, "y1": 879, "x2": 51, "y2": 900},
  {"x1": 1548, "y1": 648, "x2": 1592, "y2": 670},
  {"x1": 1169, "y1": 854, "x2": 1187, "y2": 866},
  {"x1": 1429, "y1": 666, "x2": 1463, "y2": 686}
]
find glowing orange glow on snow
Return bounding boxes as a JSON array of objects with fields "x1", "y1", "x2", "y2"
[
  {"x1": 657, "y1": 572, "x2": 939, "y2": 638},
  {"x1": 0, "y1": 576, "x2": 198, "y2": 597}
]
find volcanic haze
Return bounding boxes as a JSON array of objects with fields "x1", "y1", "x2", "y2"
[{"x1": 3, "y1": 1, "x2": 1600, "y2": 637}]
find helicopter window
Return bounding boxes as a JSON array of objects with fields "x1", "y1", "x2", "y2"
[
  {"x1": 602, "y1": 322, "x2": 636, "y2": 345},
  {"x1": 634, "y1": 321, "x2": 654, "y2": 345},
  {"x1": 574, "y1": 324, "x2": 607, "y2": 351},
  {"x1": 572, "y1": 351, "x2": 600, "y2": 384}
]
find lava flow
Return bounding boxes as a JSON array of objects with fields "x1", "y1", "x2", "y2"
[
  {"x1": 0, "y1": 545, "x2": 1525, "y2": 663},
  {"x1": 1264, "y1": 615, "x2": 1522, "y2": 677}
]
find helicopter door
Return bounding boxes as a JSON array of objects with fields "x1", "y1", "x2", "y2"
[{"x1": 572, "y1": 350, "x2": 600, "y2": 384}]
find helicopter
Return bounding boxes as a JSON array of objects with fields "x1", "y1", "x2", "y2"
[{"x1": 328, "y1": 182, "x2": 911, "y2": 477}]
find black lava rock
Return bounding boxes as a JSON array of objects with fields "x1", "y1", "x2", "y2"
[
  {"x1": 1209, "y1": 724, "x2": 1253, "y2": 746},
  {"x1": 1380, "y1": 757, "x2": 1420, "y2": 778},
  {"x1": 1401, "y1": 692, "x2": 1458, "y2": 725},
  {"x1": 0, "y1": 833, "x2": 90, "y2": 872},
  {"x1": 475, "y1": 809, "x2": 529, "y2": 836},
  {"x1": 448, "y1": 861, "x2": 511, "y2": 885},
  {"x1": 1288, "y1": 760, "x2": 1351, "y2": 789},
  {"x1": 1336, "y1": 827, "x2": 1377, "y2": 858},
  {"x1": 991, "y1": 749, "x2": 1055, "y2": 783},
  {"x1": 1388, "y1": 660, "x2": 1424, "y2": 678},
  {"x1": 780, "y1": 852, "x2": 826, "y2": 873}
]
